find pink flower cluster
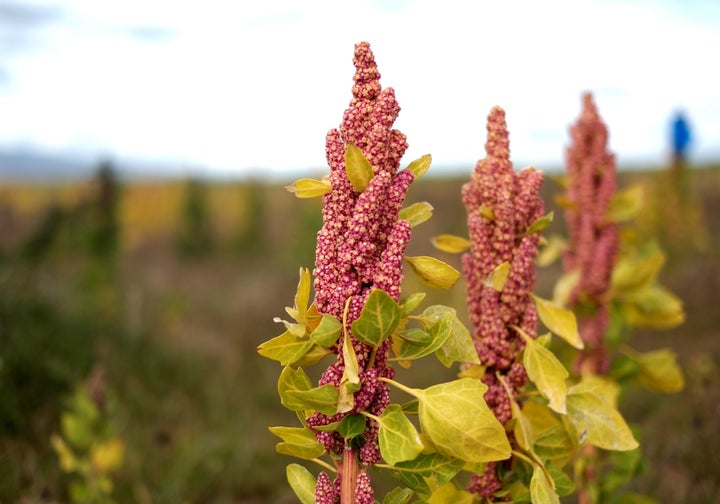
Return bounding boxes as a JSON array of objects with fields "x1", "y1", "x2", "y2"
[
  {"x1": 310, "y1": 41, "x2": 415, "y2": 501},
  {"x1": 563, "y1": 93, "x2": 619, "y2": 372},
  {"x1": 461, "y1": 106, "x2": 544, "y2": 498}
]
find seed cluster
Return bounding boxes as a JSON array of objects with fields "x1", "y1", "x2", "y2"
[
  {"x1": 563, "y1": 93, "x2": 619, "y2": 373},
  {"x1": 462, "y1": 106, "x2": 544, "y2": 498},
  {"x1": 311, "y1": 41, "x2": 414, "y2": 502}
]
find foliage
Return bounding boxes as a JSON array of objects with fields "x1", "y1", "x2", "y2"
[
  {"x1": 51, "y1": 370, "x2": 125, "y2": 504},
  {"x1": 176, "y1": 177, "x2": 215, "y2": 258}
]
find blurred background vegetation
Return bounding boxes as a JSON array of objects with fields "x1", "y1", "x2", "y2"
[{"x1": 0, "y1": 161, "x2": 718, "y2": 503}]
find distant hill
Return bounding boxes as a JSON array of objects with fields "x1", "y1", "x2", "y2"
[{"x1": 0, "y1": 150, "x2": 96, "y2": 182}]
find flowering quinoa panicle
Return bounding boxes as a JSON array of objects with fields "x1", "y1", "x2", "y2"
[
  {"x1": 563, "y1": 92, "x2": 619, "y2": 372},
  {"x1": 309, "y1": 40, "x2": 415, "y2": 491},
  {"x1": 461, "y1": 106, "x2": 544, "y2": 498}
]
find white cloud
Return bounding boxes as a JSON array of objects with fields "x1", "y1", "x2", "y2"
[{"x1": 1, "y1": 0, "x2": 718, "y2": 175}]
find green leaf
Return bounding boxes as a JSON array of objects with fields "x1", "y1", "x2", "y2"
[
  {"x1": 391, "y1": 314, "x2": 451, "y2": 363},
  {"x1": 530, "y1": 464, "x2": 560, "y2": 504},
  {"x1": 382, "y1": 487, "x2": 415, "y2": 504},
  {"x1": 286, "y1": 464, "x2": 316, "y2": 504},
  {"x1": 484, "y1": 262, "x2": 511, "y2": 292},
  {"x1": 431, "y1": 234, "x2": 471, "y2": 254},
  {"x1": 392, "y1": 468, "x2": 430, "y2": 496},
  {"x1": 258, "y1": 330, "x2": 315, "y2": 365},
  {"x1": 285, "y1": 178, "x2": 332, "y2": 198},
  {"x1": 352, "y1": 289, "x2": 402, "y2": 348},
  {"x1": 566, "y1": 377, "x2": 639, "y2": 451},
  {"x1": 285, "y1": 384, "x2": 339, "y2": 416},
  {"x1": 405, "y1": 153, "x2": 432, "y2": 179},
  {"x1": 525, "y1": 211, "x2": 554, "y2": 235},
  {"x1": 405, "y1": 256, "x2": 460, "y2": 289},
  {"x1": 399, "y1": 202, "x2": 434, "y2": 227},
  {"x1": 519, "y1": 329, "x2": 569, "y2": 414},
  {"x1": 422, "y1": 305, "x2": 479, "y2": 367},
  {"x1": 532, "y1": 294, "x2": 583, "y2": 349},
  {"x1": 345, "y1": 144, "x2": 374, "y2": 192},
  {"x1": 338, "y1": 414, "x2": 367, "y2": 441},
  {"x1": 547, "y1": 464, "x2": 575, "y2": 497},
  {"x1": 632, "y1": 348, "x2": 685, "y2": 393},
  {"x1": 411, "y1": 379, "x2": 511, "y2": 463},
  {"x1": 269, "y1": 426, "x2": 325, "y2": 460},
  {"x1": 399, "y1": 293, "x2": 426, "y2": 316},
  {"x1": 371, "y1": 405, "x2": 425, "y2": 465},
  {"x1": 606, "y1": 184, "x2": 643, "y2": 222},
  {"x1": 310, "y1": 315, "x2": 342, "y2": 347}
]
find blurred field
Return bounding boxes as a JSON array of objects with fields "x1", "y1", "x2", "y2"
[{"x1": 0, "y1": 163, "x2": 718, "y2": 503}]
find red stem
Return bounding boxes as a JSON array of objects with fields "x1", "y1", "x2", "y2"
[{"x1": 340, "y1": 446, "x2": 359, "y2": 504}]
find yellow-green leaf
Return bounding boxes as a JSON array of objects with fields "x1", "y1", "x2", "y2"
[
  {"x1": 405, "y1": 153, "x2": 432, "y2": 179},
  {"x1": 484, "y1": 262, "x2": 511, "y2": 292},
  {"x1": 270, "y1": 426, "x2": 325, "y2": 460},
  {"x1": 519, "y1": 329, "x2": 569, "y2": 414},
  {"x1": 391, "y1": 315, "x2": 451, "y2": 363},
  {"x1": 352, "y1": 288, "x2": 402, "y2": 348},
  {"x1": 532, "y1": 294, "x2": 583, "y2": 349},
  {"x1": 90, "y1": 437, "x2": 125, "y2": 473},
  {"x1": 405, "y1": 256, "x2": 460, "y2": 290},
  {"x1": 479, "y1": 205, "x2": 495, "y2": 220},
  {"x1": 566, "y1": 377, "x2": 638, "y2": 451},
  {"x1": 258, "y1": 330, "x2": 315, "y2": 365},
  {"x1": 338, "y1": 327, "x2": 361, "y2": 413},
  {"x1": 345, "y1": 144, "x2": 374, "y2": 192},
  {"x1": 374, "y1": 404, "x2": 424, "y2": 465},
  {"x1": 525, "y1": 211, "x2": 554, "y2": 235},
  {"x1": 633, "y1": 348, "x2": 685, "y2": 393},
  {"x1": 400, "y1": 292, "x2": 426, "y2": 316},
  {"x1": 278, "y1": 366, "x2": 312, "y2": 411},
  {"x1": 606, "y1": 184, "x2": 644, "y2": 222},
  {"x1": 423, "y1": 305, "x2": 479, "y2": 367},
  {"x1": 310, "y1": 315, "x2": 342, "y2": 347},
  {"x1": 431, "y1": 234, "x2": 471, "y2": 254},
  {"x1": 621, "y1": 285, "x2": 685, "y2": 329},
  {"x1": 285, "y1": 178, "x2": 332, "y2": 198},
  {"x1": 530, "y1": 464, "x2": 560, "y2": 504},
  {"x1": 285, "y1": 384, "x2": 339, "y2": 416},
  {"x1": 611, "y1": 247, "x2": 665, "y2": 294},
  {"x1": 552, "y1": 270, "x2": 580, "y2": 307},
  {"x1": 412, "y1": 379, "x2": 511, "y2": 463},
  {"x1": 537, "y1": 234, "x2": 566, "y2": 267},
  {"x1": 50, "y1": 434, "x2": 77, "y2": 472},
  {"x1": 399, "y1": 202, "x2": 434, "y2": 227},
  {"x1": 286, "y1": 464, "x2": 316, "y2": 504},
  {"x1": 293, "y1": 345, "x2": 332, "y2": 366},
  {"x1": 381, "y1": 487, "x2": 415, "y2": 504},
  {"x1": 428, "y1": 482, "x2": 475, "y2": 504},
  {"x1": 294, "y1": 268, "x2": 312, "y2": 324}
]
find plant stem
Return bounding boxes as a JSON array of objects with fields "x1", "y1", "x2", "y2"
[
  {"x1": 378, "y1": 377, "x2": 419, "y2": 399},
  {"x1": 340, "y1": 445, "x2": 359, "y2": 504}
]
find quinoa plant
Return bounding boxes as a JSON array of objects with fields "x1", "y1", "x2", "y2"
[
  {"x1": 435, "y1": 105, "x2": 642, "y2": 503},
  {"x1": 258, "y1": 42, "x2": 511, "y2": 503},
  {"x1": 555, "y1": 93, "x2": 685, "y2": 503}
]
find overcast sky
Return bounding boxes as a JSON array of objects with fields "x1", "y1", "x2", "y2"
[{"x1": 1, "y1": 0, "x2": 719, "y2": 178}]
